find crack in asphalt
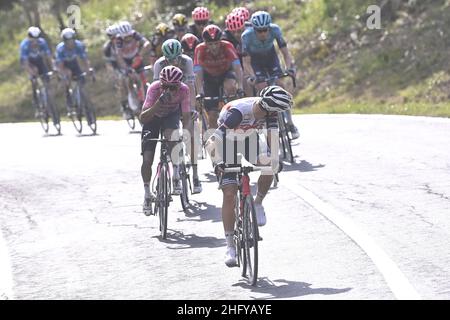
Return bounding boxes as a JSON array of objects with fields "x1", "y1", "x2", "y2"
[
  {"x1": 423, "y1": 184, "x2": 450, "y2": 202},
  {"x1": 21, "y1": 207, "x2": 37, "y2": 228},
  {"x1": 92, "y1": 216, "x2": 151, "y2": 229},
  {"x1": 408, "y1": 205, "x2": 434, "y2": 227}
]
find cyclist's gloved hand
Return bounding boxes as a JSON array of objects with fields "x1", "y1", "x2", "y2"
[
  {"x1": 236, "y1": 88, "x2": 245, "y2": 98},
  {"x1": 196, "y1": 93, "x2": 205, "y2": 101},
  {"x1": 246, "y1": 76, "x2": 256, "y2": 85},
  {"x1": 132, "y1": 55, "x2": 142, "y2": 69},
  {"x1": 159, "y1": 90, "x2": 172, "y2": 104},
  {"x1": 287, "y1": 66, "x2": 297, "y2": 77},
  {"x1": 214, "y1": 161, "x2": 226, "y2": 175},
  {"x1": 191, "y1": 110, "x2": 199, "y2": 121}
]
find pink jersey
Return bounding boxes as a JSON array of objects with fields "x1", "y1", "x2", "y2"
[{"x1": 142, "y1": 81, "x2": 190, "y2": 118}]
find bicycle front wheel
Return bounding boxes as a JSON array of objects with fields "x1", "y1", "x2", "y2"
[
  {"x1": 242, "y1": 195, "x2": 259, "y2": 286},
  {"x1": 82, "y1": 90, "x2": 97, "y2": 135},
  {"x1": 179, "y1": 163, "x2": 190, "y2": 213},
  {"x1": 278, "y1": 113, "x2": 294, "y2": 163},
  {"x1": 70, "y1": 97, "x2": 83, "y2": 134},
  {"x1": 45, "y1": 88, "x2": 61, "y2": 135},
  {"x1": 158, "y1": 163, "x2": 169, "y2": 239},
  {"x1": 37, "y1": 90, "x2": 49, "y2": 134}
]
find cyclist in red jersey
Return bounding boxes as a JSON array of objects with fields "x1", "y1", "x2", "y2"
[{"x1": 194, "y1": 25, "x2": 244, "y2": 129}]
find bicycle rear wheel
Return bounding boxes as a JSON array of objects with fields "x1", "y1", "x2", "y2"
[
  {"x1": 70, "y1": 100, "x2": 83, "y2": 134},
  {"x1": 82, "y1": 91, "x2": 97, "y2": 135},
  {"x1": 159, "y1": 162, "x2": 169, "y2": 239},
  {"x1": 278, "y1": 113, "x2": 294, "y2": 163},
  {"x1": 242, "y1": 195, "x2": 259, "y2": 286},
  {"x1": 47, "y1": 95, "x2": 61, "y2": 135},
  {"x1": 38, "y1": 110, "x2": 49, "y2": 134},
  {"x1": 126, "y1": 113, "x2": 136, "y2": 130}
]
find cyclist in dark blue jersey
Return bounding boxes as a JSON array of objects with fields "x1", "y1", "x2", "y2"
[
  {"x1": 19, "y1": 27, "x2": 56, "y2": 118},
  {"x1": 241, "y1": 11, "x2": 299, "y2": 139},
  {"x1": 55, "y1": 28, "x2": 93, "y2": 116}
]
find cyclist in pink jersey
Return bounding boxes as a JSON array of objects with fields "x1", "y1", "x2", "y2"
[{"x1": 139, "y1": 66, "x2": 192, "y2": 216}]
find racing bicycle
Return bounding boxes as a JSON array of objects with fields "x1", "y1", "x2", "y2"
[
  {"x1": 219, "y1": 162, "x2": 268, "y2": 286},
  {"x1": 31, "y1": 71, "x2": 60, "y2": 135},
  {"x1": 122, "y1": 65, "x2": 152, "y2": 130},
  {"x1": 65, "y1": 69, "x2": 97, "y2": 135}
]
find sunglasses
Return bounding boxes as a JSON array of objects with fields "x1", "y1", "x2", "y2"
[
  {"x1": 256, "y1": 28, "x2": 269, "y2": 33},
  {"x1": 162, "y1": 83, "x2": 179, "y2": 91},
  {"x1": 195, "y1": 20, "x2": 208, "y2": 26},
  {"x1": 123, "y1": 35, "x2": 134, "y2": 42}
]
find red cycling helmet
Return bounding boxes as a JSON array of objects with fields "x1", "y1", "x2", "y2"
[
  {"x1": 202, "y1": 24, "x2": 222, "y2": 42},
  {"x1": 226, "y1": 13, "x2": 245, "y2": 32},
  {"x1": 181, "y1": 33, "x2": 200, "y2": 51},
  {"x1": 232, "y1": 7, "x2": 250, "y2": 21},
  {"x1": 160, "y1": 66, "x2": 183, "y2": 85},
  {"x1": 192, "y1": 7, "x2": 210, "y2": 21}
]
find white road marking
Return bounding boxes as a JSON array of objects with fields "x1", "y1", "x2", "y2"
[
  {"x1": 288, "y1": 184, "x2": 421, "y2": 300},
  {"x1": 0, "y1": 231, "x2": 14, "y2": 300}
]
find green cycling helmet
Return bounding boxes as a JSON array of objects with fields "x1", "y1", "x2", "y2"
[{"x1": 161, "y1": 39, "x2": 182, "y2": 60}]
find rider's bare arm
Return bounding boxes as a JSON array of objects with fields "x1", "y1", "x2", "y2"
[
  {"x1": 279, "y1": 46, "x2": 295, "y2": 70},
  {"x1": 242, "y1": 55, "x2": 255, "y2": 82},
  {"x1": 194, "y1": 67, "x2": 204, "y2": 95},
  {"x1": 138, "y1": 38, "x2": 151, "y2": 60},
  {"x1": 232, "y1": 62, "x2": 244, "y2": 92},
  {"x1": 139, "y1": 99, "x2": 163, "y2": 123}
]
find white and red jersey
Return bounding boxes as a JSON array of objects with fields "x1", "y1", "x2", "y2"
[
  {"x1": 217, "y1": 97, "x2": 278, "y2": 132},
  {"x1": 116, "y1": 31, "x2": 146, "y2": 60}
]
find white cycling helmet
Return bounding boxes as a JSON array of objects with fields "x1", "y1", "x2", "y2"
[
  {"x1": 106, "y1": 24, "x2": 120, "y2": 37},
  {"x1": 28, "y1": 26, "x2": 41, "y2": 38},
  {"x1": 259, "y1": 86, "x2": 293, "y2": 112},
  {"x1": 118, "y1": 21, "x2": 134, "y2": 37},
  {"x1": 61, "y1": 27, "x2": 76, "y2": 40}
]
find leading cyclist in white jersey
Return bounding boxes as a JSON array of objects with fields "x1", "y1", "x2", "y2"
[{"x1": 205, "y1": 86, "x2": 293, "y2": 267}]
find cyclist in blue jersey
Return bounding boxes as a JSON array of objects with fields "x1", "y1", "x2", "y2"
[
  {"x1": 241, "y1": 11, "x2": 299, "y2": 139},
  {"x1": 19, "y1": 27, "x2": 56, "y2": 117},
  {"x1": 55, "y1": 28, "x2": 93, "y2": 116}
]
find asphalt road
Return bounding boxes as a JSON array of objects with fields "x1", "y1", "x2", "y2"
[{"x1": 1, "y1": 114, "x2": 449, "y2": 300}]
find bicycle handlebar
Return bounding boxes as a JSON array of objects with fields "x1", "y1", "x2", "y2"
[
  {"x1": 255, "y1": 71, "x2": 296, "y2": 88},
  {"x1": 146, "y1": 138, "x2": 184, "y2": 143},
  {"x1": 197, "y1": 94, "x2": 239, "y2": 106},
  {"x1": 31, "y1": 71, "x2": 55, "y2": 80},
  {"x1": 223, "y1": 166, "x2": 263, "y2": 173}
]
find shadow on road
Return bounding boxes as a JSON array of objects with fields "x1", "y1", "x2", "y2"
[
  {"x1": 233, "y1": 278, "x2": 352, "y2": 299},
  {"x1": 203, "y1": 172, "x2": 218, "y2": 183},
  {"x1": 42, "y1": 133, "x2": 63, "y2": 138},
  {"x1": 281, "y1": 159, "x2": 326, "y2": 173},
  {"x1": 176, "y1": 199, "x2": 222, "y2": 223},
  {"x1": 154, "y1": 231, "x2": 224, "y2": 249}
]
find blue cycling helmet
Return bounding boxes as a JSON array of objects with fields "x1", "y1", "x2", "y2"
[{"x1": 251, "y1": 11, "x2": 271, "y2": 29}]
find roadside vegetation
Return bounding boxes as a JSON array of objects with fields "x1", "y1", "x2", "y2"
[{"x1": 1, "y1": 0, "x2": 449, "y2": 122}]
